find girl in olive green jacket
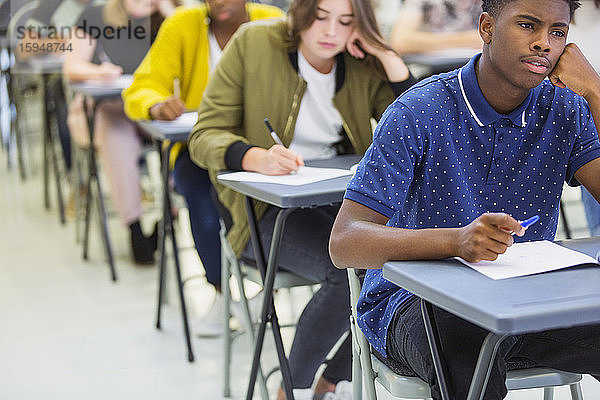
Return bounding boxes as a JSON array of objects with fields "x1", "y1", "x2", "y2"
[{"x1": 189, "y1": 0, "x2": 416, "y2": 398}]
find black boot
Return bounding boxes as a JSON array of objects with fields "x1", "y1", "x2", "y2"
[
  {"x1": 129, "y1": 221, "x2": 154, "y2": 265},
  {"x1": 149, "y1": 221, "x2": 159, "y2": 252}
]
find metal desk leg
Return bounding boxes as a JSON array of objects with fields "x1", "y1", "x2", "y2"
[
  {"x1": 155, "y1": 141, "x2": 194, "y2": 362},
  {"x1": 5, "y1": 60, "x2": 27, "y2": 180},
  {"x1": 155, "y1": 142, "x2": 169, "y2": 331},
  {"x1": 421, "y1": 300, "x2": 451, "y2": 400},
  {"x1": 245, "y1": 200, "x2": 296, "y2": 400},
  {"x1": 43, "y1": 74, "x2": 65, "y2": 224},
  {"x1": 467, "y1": 332, "x2": 508, "y2": 400},
  {"x1": 42, "y1": 76, "x2": 50, "y2": 210},
  {"x1": 421, "y1": 299, "x2": 508, "y2": 400},
  {"x1": 81, "y1": 100, "x2": 116, "y2": 281}
]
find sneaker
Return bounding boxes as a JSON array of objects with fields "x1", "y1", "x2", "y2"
[
  {"x1": 313, "y1": 381, "x2": 352, "y2": 400},
  {"x1": 292, "y1": 388, "x2": 314, "y2": 400},
  {"x1": 231, "y1": 290, "x2": 264, "y2": 326},
  {"x1": 334, "y1": 380, "x2": 352, "y2": 400},
  {"x1": 193, "y1": 293, "x2": 225, "y2": 338}
]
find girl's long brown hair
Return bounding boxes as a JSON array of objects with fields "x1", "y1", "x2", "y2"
[
  {"x1": 286, "y1": 0, "x2": 392, "y2": 54},
  {"x1": 286, "y1": 0, "x2": 394, "y2": 76}
]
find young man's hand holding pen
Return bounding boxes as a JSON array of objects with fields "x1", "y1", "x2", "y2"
[
  {"x1": 241, "y1": 118, "x2": 304, "y2": 175},
  {"x1": 453, "y1": 213, "x2": 530, "y2": 263}
]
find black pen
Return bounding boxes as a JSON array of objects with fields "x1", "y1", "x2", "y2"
[{"x1": 264, "y1": 118, "x2": 284, "y2": 146}]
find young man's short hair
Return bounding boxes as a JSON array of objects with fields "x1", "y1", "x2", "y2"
[{"x1": 481, "y1": 0, "x2": 581, "y2": 19}]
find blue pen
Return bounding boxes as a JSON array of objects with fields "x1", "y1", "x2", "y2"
[
  {"x1": 520, "y1": 215, "x2": 540, "y2": 229},
  {"x1": 503, "y1": 215, "x2": 539, "y2": 235}
]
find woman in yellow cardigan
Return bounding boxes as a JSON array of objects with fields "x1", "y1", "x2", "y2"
[{"x1": 122, "y1": 0, "x2": 284, "y2": 336}]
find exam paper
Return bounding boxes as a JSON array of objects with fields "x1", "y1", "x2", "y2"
[
  {"x1": 78, "y1": 74, "x2": 134, "y2": 90},
  {"x1": 149, "y1": 112, "x2": 197, "y2": 132},
  {"x1": 217, "y1": 166, "x2": 353, "y2": 186},
  {"x1": 457, "y1": 240, "x2": 600, "y2": 280}
]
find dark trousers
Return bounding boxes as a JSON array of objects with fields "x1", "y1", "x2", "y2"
[
  {"x1": 241, "y1": 205, "x2": 351, "y2": 388},
  {"x1": 387, "y1": 296, "x2": 600, "y2": 400},
  {"x1": 172, "y1": 148, "x2": 221, "y2": 287}
]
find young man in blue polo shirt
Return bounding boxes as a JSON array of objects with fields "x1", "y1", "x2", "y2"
[{"x1": 329, "y1": 0, "x2": 600, "y2": 398}]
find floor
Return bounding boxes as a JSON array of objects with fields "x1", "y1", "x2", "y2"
[{"x1": 1, "y1": 102, "x2": 600, "y2": 400}]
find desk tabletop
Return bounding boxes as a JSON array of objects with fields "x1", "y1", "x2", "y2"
[
  {"x1": 11, "y1": 56, "x2": 64, "y2": 75},
  {"x1": 403, "y1": 48, "x2": 478, "y2": 71},
  {"x1": 383, "y1": 237, "x2": 600, "y2": 335},
  {"x1": 136, "y1": 112, "x2": 197, "y2": 143},
  {"x1": 217, "y1": 155, "x2": 360, "y2": 208},
  {"x1": 69, "y1": 75, "x2": 133, "y2": 100}
]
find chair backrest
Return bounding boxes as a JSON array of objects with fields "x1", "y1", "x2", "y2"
[
  {"x1": 346, "y1": 268, "x2": 584, "y2": 400},
  {"x1": 219, "y1": 218, "x2": 317, "y2": 290},
  {"x1": 347, "y1": 268, "x2": 430, "y2": 400},
  {"x1": 7, "y1": 1, "x2": 40, "y2": 44}
]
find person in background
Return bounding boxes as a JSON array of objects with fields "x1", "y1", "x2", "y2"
[
  {"x1": 188, "y1": 0, "x2": 416, "y2": 398},
  {"x1": 373, "y1": 0, "x2": 402, "y2": 38},
  {"x1": 17, "y1": 0, "x2": 92, "y2": 171},
  {"x1": 389, "y1": 0, "x2": 482, "y2": 55},
  {"x1": 62, "y1": 0, "x2": 181, "y2": 264},
  {"x1": 569, "y1": 0, "x2": 600, "y2": 236},
  {"x1": 122, "y1": 0, "x2": 284, "y2": 336},
  {"x1": 329, "y1": 0, "x2": 600, "y2": 398}
]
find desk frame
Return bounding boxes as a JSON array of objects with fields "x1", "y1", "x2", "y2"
[
  {"x1": 135, "y1": 121, "x2": 195, "y2": 362},
  {"x1": 383, "y1": 238, "x2": 600, "y2": 400},
  {"x1": 71, "y1": 84, "x2": 129, "y2": 282},
  {"x1": 218, "y1": 155, "x2": 360, "y2": 400},
  {"x1": 154, "y1": 139, "x2": 194, "y2": 362},
  {"x1": 80, "y1": 98, "x2": 116, "y2": 281}
]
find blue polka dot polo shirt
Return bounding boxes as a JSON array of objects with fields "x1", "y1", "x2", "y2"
[{"x1": 345, "y1": 54, "x2": 600, "y2": 357}]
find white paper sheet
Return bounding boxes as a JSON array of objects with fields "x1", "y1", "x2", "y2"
[
  {"x1": 217, "y1": 166, "x2": 353, "y2": 186},
  {"x1": 78, "y1": 74, "x2": 134, "y2": 90},
  {"x1": 457, "y1": 240, "x2": 599, "y2": 280},
  {"x1": 149, "y1": 112, "x2": 197, "y2": 132}
]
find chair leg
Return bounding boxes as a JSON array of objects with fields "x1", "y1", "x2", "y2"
[
  {"x1": 543, "y1": 387, "x2": 554, "y2": 400},
  {"x1": 222, "y1": 246, "x2": 232, "y2": 398},
  {"x1": 73, "y1": 147, "x2": 85, "y2": 243},
  {"x1": 559, "y1": 200, "x2": 572, "y2": 239},
  {"x1": 231, "y1": 258, "x2": 270, "y2": 400},
  {"x1": 350, "y1": 315, "x2": 363, "y2": 400},
  {"x1": 347, "y1": 270, "x2": 378, "y2": 400},
  {"x1": 569, "y1": 382, "x2": 583, "y2": 400}
]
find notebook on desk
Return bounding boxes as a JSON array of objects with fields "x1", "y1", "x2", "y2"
[{"x1": 457, "y1": 240, "x2": 600, "y2": 280}]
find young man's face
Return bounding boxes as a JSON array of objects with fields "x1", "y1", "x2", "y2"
[{"x1": 484, "y1": 0, "x2": 570, "y2": 90}]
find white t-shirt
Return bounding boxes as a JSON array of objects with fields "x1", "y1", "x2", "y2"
[
  {"x1": 208, "y1": 30, "x2": 223, "y2": 72},
  {"x1": 289, "y1": 50, "x2": 343, "y2": 160}
]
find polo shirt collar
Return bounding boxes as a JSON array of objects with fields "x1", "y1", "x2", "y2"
[{"x1": 459, "y1": 53, "x2": 532, "y2": 128}]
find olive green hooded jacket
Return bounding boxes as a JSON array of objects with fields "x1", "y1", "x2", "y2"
[{"x1": 189, "y1": 19, "x2": 401, "y2": 255}]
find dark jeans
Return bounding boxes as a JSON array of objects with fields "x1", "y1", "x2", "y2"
[
  {"x1": 172, "y1": 148, "x2": 221, "y2": 287},
  {"x1": 387, "y1": 296, "x2": 600, "y2": 400},
  {"x1": 241, "y1": 205, "x2": 351, "y2": 388}
]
